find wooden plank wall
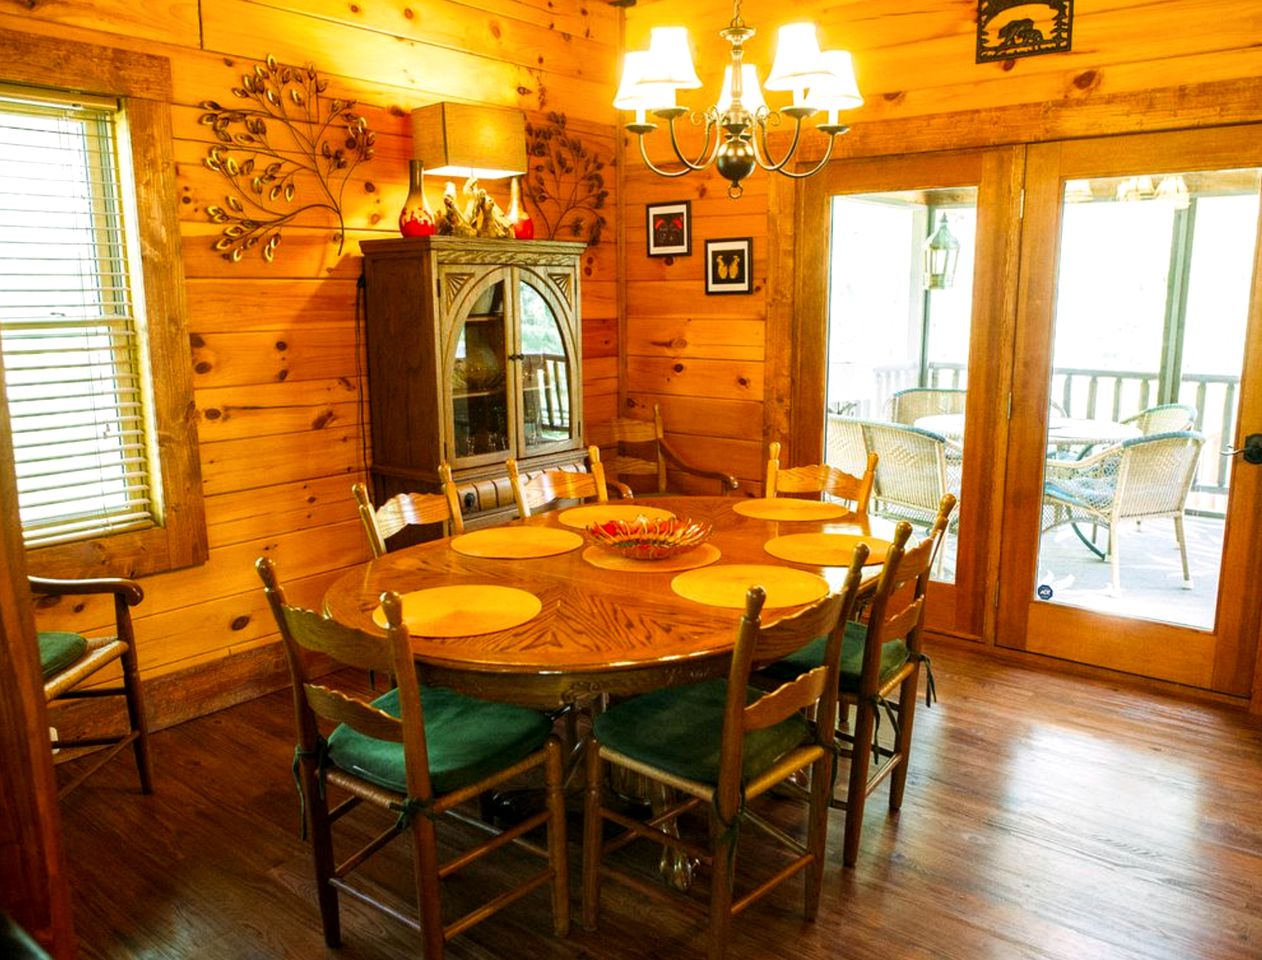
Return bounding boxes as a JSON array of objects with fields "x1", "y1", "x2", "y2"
[
  {"x1": 4, "y1": 0, "x2": 618, "y2": 721},
  {"x1": 620, "y1": 0, "x2": 1262, "y2": 491}
]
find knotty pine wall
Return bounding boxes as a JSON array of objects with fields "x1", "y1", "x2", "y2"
[
  {"x1": 620, "y1": 0, "x2": 1262, "y2": 493},
  {"x1": 6, "y1": 0, "x2": 619, "y2": 722}
]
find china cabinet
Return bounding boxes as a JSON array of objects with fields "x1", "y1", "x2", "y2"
[{"x1": 359, "y1": 236, "x2": 585, "y2": 529}]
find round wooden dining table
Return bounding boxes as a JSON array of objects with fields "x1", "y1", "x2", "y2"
[{"x1": 323, "y1": 496, "x2": 887, "y2": 709}]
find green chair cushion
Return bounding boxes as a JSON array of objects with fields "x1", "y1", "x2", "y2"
[
  {"x1": 326, "y1": 686, "x2": 552, "y2": 796},
  {"x1": 37, "y1": 631, "x2": 87, "y2": 679},
  {"x1": 758, "y1": 620, "x2": 909, "y2": 692},
  {"x1": 592, "y1": 678, "x2": 810, "y2": 785}
]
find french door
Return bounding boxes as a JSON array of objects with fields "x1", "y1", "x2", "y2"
[
  {"x1": 794, "y1": 148, "x2": 1024, "y2": 640},
  {"x1": 998, "y1": 126, "x2": 1262, "y2": 694}
]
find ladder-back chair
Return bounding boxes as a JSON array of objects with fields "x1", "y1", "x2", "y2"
[
  {"x1": 507, "y1": 444, "x2": 623, "y2": 519},
  {"x1": 352, "y1": 463, "x2": 464, "y2": 558},
  {"x1": 32, "y1": 575, "x2": 152, "y2": 797},
  {"x1": 587, "y1": 404, "x2": 738, "y2": 495},
  {"x1": 257, "y1": 558, "x2": 569, "y2": 958},
  {"x1": 764, "y1": 440, "x2": 877, "y2": 514},
  {"x1": 582, "y1": 552, "x2": 868, "y2": 960}
]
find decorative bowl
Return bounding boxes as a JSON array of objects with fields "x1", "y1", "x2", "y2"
[{"x1": 587, "y1": 515, "x2": 714, "y2": 561}]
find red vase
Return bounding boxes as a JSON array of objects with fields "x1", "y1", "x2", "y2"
[
  {"x1": 508, "y1": 177, "x2": 534, "y2": 239},
  {"x1": 398, "y1": 160, "x2": 436, "y2": 237}
]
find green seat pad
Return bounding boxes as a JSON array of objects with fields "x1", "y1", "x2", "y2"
[
  {"x1": 758, "y1": 621, "x2": 909, "y2": 692},
  {"x1": 593, "y1": 678, "x2": 810, "y2": 785},
  {"x1": 326, "y1": 686, "x2": 552, "y2": 796},
  {"x1": 38, "y1": 631, "x2": 87, "y2": 679}
]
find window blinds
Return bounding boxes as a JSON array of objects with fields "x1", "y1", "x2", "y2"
[{"x1": 0, "y1": 88, "x2": 156, "y2": 547}]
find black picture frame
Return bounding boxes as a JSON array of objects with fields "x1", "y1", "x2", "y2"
[
  {"x1": 704, "y1": 237, "x2": 752, "y2": 295},
  {"x1": 646, "y1": 201, "x2": 691, "y2": 257},
  {"x1": 976, "y1": 0, "x2": 1073, "y2": 63}
]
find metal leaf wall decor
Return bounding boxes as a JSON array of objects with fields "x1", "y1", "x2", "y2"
[
  {"x1": 523, "y1": 112, "x2": 608, "y2": 246},
  {"x1": 199, "y1": 54, "x2": 376, "y2": 263}
]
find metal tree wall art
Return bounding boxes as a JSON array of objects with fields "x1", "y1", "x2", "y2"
[
  {"x1": 522, "y1": 112, "x2": 608, "y2": 246},
  {"x1": 200, "y1": 54, "x2": 376, "y2": 263}
]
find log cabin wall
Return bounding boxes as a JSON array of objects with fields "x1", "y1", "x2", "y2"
[
  {"x1": 4, "y1": 0, "x2": 619, "y2": 726},
  {"x1": 619, "y1": 0, "x2": 1262, "y2": 492}
]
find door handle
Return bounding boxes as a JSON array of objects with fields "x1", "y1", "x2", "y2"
[{"x1": 1221, "y1": 433, "x2": 1262, "y2": 465}]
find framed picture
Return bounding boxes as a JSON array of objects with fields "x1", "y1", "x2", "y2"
[
  {"x1": 646, "y1": 201, "x2": 691, "y2": 257},
  {"x1": 705, "y1": 237, "x2": 752, "y2": 295}
]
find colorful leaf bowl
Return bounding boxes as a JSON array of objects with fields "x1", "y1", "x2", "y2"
[{"x1": 586, "y1": 515, "x2": 714, "y2": 561}]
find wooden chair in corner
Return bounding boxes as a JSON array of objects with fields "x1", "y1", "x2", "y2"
[
  {"x1": 760, "y1": 493, "x2": 956, "y2": 866},
  {"x1": 587, "y1": 404, "x2": 738, "y2": 496},
  {"x1": 765, "y1": 440, "x2": 877, "y2": 514},
  {"x1": 32, "y1": 575, "x2": 151, "y2": 797},
  {"x1": 582, "y1": 550, "x2": 868, "y2": 960},
  {"x1": 257, "y1": 558, "x2": 569, "y2": 958},
  {"x1": 352, "y1": 463, "x2": 464, "y2": 558},
  {"x1": 507, "y1": 444, "x2": 628, "y2": 519}
]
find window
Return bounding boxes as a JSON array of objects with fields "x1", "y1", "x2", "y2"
[
  {"x1": 0, "y1": 33, "x2": 205, "y2": 578},
  {"x1": 0, "y1": 87, "x2": 156, "y2": 547}
]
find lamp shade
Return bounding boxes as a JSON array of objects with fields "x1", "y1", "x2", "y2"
[
  {"x1": 643, "y1": 27, "x2": 703, "y2": 89},
  {"x1": 805, "y1": 51, "x2": 863, "y2": 113},
  {"x1": 765, "y1": 23, "x2": 828, "y2": 92},
  {"x1": 614, "y1": 51, "x2": 678, "y2": 112},
  {"x1": 715, "y1": 64, "x2": 767, "y2": 116},
  {"x1": 411, "y1": 102, "x2": 527, "y2": 180}
]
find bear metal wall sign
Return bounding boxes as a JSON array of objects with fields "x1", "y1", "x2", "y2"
[{"x1": 976, "y1": 0, "x2": 1073, "y2": 63}]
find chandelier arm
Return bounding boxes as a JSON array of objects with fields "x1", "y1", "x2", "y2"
[
  {"x1": 664, "y1": 114, "x2": 721, "y2": 171},
  {"x1": 769, "y1": 135, "x2": 840, "y2": 179},
  {"x1": 636, "y1": 132, "x2": 701, "y2": 178},
  {"x1": 752, "y1": 113, "x2": 806, "y2": 174}
]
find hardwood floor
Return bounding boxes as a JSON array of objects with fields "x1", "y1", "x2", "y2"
[{"x1": 57, "y1": 644, "x2": 1262, "y2": 959}]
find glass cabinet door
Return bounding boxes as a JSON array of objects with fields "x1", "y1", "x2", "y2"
[
  {"x1": 451, "y1": 279, "x2": 511, "y2": 463},
  {"x1": 517, "y1": 279, "x2": 574, "y2": 454}
]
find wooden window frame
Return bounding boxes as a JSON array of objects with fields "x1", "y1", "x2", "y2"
[{"x1": 0, "y1": 31, "x2": 206, "y2": 578}]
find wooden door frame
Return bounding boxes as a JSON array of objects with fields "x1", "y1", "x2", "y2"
[
  {"x1": 782, "y1": 148, "x2": 1023, "y2": 642},
  {"x1": 998, "y1": 125, "x2": 1262, "y2": 697}
]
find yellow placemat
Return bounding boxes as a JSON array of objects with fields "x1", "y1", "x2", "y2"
[
  {"x1": 557, "y1": 503, "x2": 675, "y2": 529},
  {"x1": 732, "y1": 498, "x2": 853, "y2": 522},
  {"x1": 450, "y1": 527, "x2": 583, "y2": 559},
  {"x1": 671, "y1": 564, "x2": 829, "y2": 609},
  {"x1": 373, "y1": 585, "x2": 541, "y2": 637},
  {"x1": 582, "y1": 542, "x2": 721, "y2": 573},
  {"x1": 763, "y1": 532, "x2": 889, "y2": 567}
]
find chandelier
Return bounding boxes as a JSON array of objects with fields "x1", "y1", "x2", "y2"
[{"x1": 613, "y1": 0, "x2": 863, "y2": 199}]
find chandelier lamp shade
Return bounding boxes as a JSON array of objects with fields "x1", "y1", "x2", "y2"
[{"x1": 613, "y1": 0, "x2": 863, "y2": 198}]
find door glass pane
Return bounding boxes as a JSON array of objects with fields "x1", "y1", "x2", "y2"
[
  {"x1": 1036, "y1": 169, "x2": 1261, "y2": 628},
  {"x1": 824, "y1": 188, "x2": 977, "y2": 582},
  {"x1": 452, "y1": 281, "x2": 509, "y2": 459},
  {"x1": 519, "y1": 280, "x2": 572, "y2": 451}
]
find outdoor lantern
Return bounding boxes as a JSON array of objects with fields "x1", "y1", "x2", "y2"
[{"x1": 923, "y1": 213, "x2": 960, "y2": 290}]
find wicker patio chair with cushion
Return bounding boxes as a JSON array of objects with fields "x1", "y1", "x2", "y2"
[
  {"x1": 581, "y1": 553, "x2": 869, "y2": 960},
  {"x1": 507, "y1": 444, "x2": 629, "y2": 518},
  {"x1": 1121, "y1": 403, "x2": 1198, "y2": 436},
  {"x1": 257, "y1": 558, "x2": 569, "y2": 958},
  {"x1": 859, "y1": 418, "x2": 962, "y2": 534},
  {"x1": 352, "y1": 462, "x2": 464, "y2": 558},
  {"x1": 760, "y1": 494, "x2": 956, "y2": 866},
  {"x1": 1042, "y1": 431, "x2": 1204, "y2": 595},
  {"x1": 587, "y1": 403, "x2": 738, "y2": 496},
  {"x1": 764, "y1": 441, "x2": 877, "y2": 514},
  {"x1": 32, "y1": 575, "x2": 151, "y2": 797},
  {"x1": 885, "y1": 387, "x2": 968, "y2": 426}
]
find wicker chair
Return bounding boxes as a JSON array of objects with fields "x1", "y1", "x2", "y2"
[
  {"x1": 586, "y1": 404, "x2": 738, "y2": 495},
  {"x1": 764, "y1": 440, "x2": 876, "y2": 514},
  {"x1": 1043, "y1": 431, "x2": 1204, "y2": 594},
  {"x1": 1122, "y1": 403, "x2": 1197, "y2": 435},
  {"x1": 507, "y1": 444, "x2": 628, "y2": 518},
  {"x1": 885, "y1": 387, "x2": 967, "y2": 426},
  {"x1": 258, "y1": 558, "x2": 569, "y2": 957},
  {"x1": 32, "y1": 575, "x2": 151, "y2": 797},
  {"x1": 581, "y1": 553, "x2": 869, "y2": 960},
  {"x1": 352, "y1": 463, "x2": 464, "y2": 558}
]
